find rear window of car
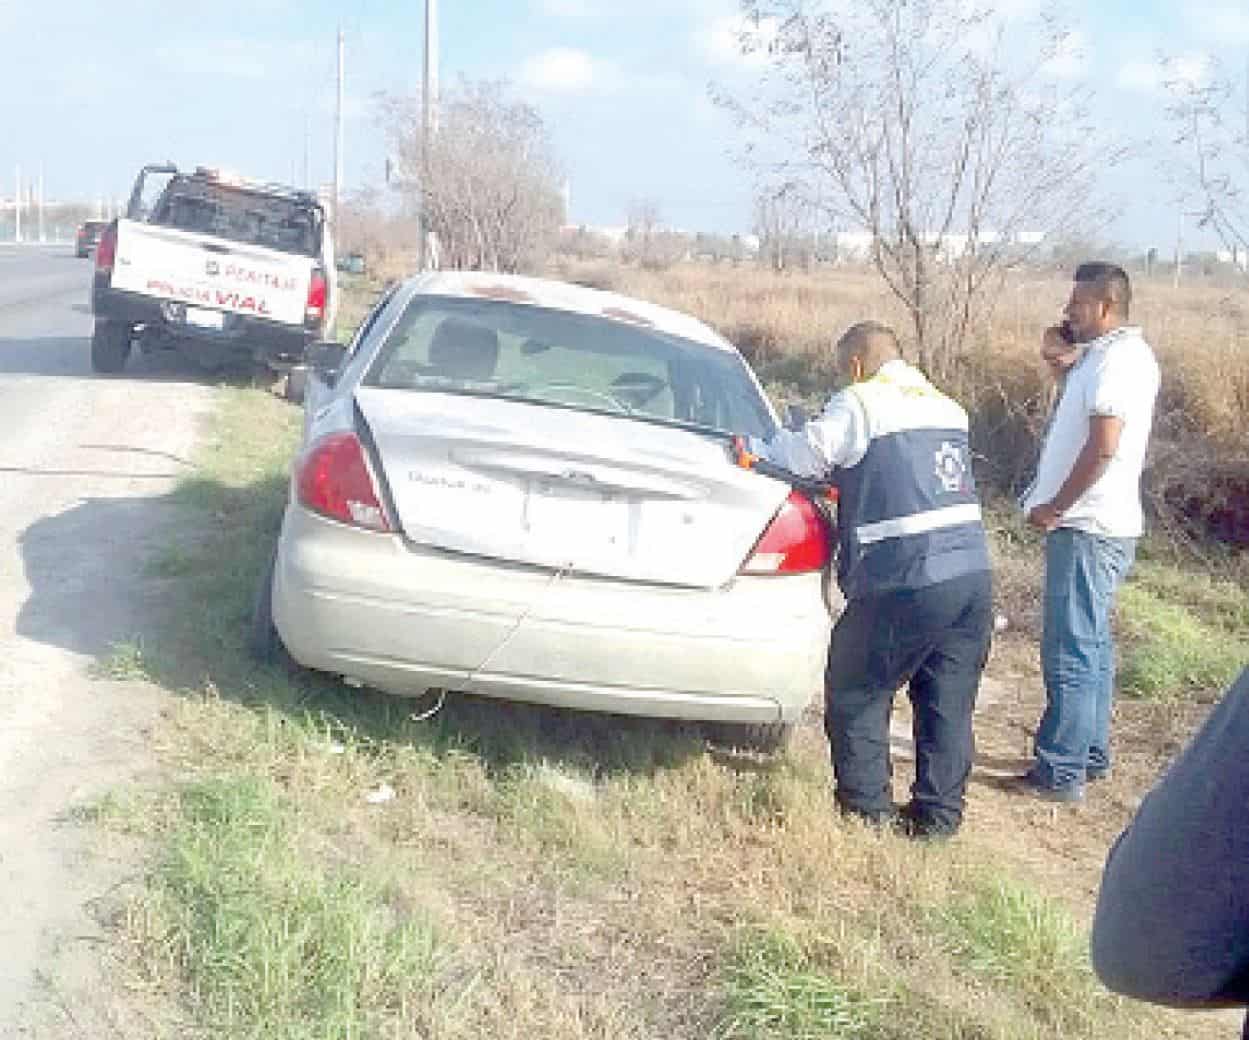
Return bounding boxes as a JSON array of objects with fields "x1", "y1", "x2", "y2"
[
  {"x1": 363, "y1": 296, "x2": 775, "y2": 438},
  {"x1": 83, "y1": 221, "x2": 107, "y2": 233},
  {"x1": 150, "y1": 180, "x2": 320, "y2": 256}
]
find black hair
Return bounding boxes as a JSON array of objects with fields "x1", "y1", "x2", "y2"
[{"x1": 1074, "y1": 262, "x2": 1131, "y2": 318}]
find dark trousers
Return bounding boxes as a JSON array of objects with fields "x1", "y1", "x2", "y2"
[{"x1": 824, "y1": 569, "x2": 993, "y2": 831}]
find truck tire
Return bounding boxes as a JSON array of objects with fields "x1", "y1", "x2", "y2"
[
  {"x1": 707, "y1": 721, "x2": 795, "y2": 755},
  {"x1": 90, "y1": 319, "x2": 131, "y2": 373},
  {"x1": 284, "y1": 365, "x2": 308, "y2": 405}
]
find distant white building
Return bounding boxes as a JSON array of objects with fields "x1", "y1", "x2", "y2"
[
  {"x1": 830, "y1": 227, "x2": 1043, "y2": 263},
  {"x1": 1216, "y1": 248, "x2": 1248, "y2": 271}
]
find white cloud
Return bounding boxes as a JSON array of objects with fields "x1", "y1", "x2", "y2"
[
  {"x1": 1117, "y1": 50, "x2": 1210, "y2": 96},
  {"x1": 521, "y1": 48, "x2": 598, "y2": 91},
  {"x1": 1116, "y1": 59, "x2": 1162, "y2": 93},
  {"x1": 697, "y1": 14, "x2": 779, "y2": 67},
  {"x1": 1169, "y1": 51, "x2": 1214, "y2": 89},
  {"x1": 1194, "y1": 3, "x2": 1249, "y2": 45}
]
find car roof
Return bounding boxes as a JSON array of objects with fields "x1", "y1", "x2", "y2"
[{"x1": 401, "y1": 271, "x2": 735, "y2": 353}]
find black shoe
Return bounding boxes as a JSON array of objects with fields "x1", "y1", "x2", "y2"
[
  {"x1": 896, "y1": 803, "x2": 959, "y2": 841},
  {"x1": 1087, "y1": 767, "x2": 1111, "y2": 783}
]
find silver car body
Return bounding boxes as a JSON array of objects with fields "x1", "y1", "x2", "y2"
[{"x1": 272, "y1": 271, "x2": 832, "y2": 724}]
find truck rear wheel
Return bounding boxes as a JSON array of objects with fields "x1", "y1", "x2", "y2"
[{"x1": 91, "y1": 319, "x2": 131, "y2": 374}]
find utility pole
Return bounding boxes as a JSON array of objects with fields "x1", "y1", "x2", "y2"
[
  {"x1": 37, "y1": 167, "x2": 45, "y2": 243},
  {"x1": 334, "y1": 27, "x2": 344, "y2": 230},
  {"x1": 420, "y1": 0, "x2": 439, "y2": 270},
  {"x1": 13, "y1": 165, "x2": 20, "y2": 243}
]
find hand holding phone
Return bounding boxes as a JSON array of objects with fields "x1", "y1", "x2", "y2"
[{"x1": 1042, "y1": 323, "x2": 1081, "y2": 374}]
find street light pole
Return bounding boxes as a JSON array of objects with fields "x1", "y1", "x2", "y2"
[
  {"x1": 420, "y1": 0, "x2": 439, "y2": 270},
  {"x1": 14, "y1": 165, "x2": 20, "y2": 243}
]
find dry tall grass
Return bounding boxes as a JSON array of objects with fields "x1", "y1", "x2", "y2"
[{"x1": 553, "y1": 260, "x2": 1249, "y2": 544}]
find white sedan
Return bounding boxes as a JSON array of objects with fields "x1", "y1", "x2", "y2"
[{"x1": 251, "y1": 271, "x2": 833, "y2": 751}]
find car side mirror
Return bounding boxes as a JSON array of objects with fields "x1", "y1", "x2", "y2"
[
  {"x1": 305, "y1": 340, "x2": 347, "y2": 382},
  {"x1": 784, "y1": 403, "x2": 809, "y2": 431}
]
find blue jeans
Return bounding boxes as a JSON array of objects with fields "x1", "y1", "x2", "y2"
[{"x1": 1035, "y1": 528, "x2": 1136, "y2": 789}]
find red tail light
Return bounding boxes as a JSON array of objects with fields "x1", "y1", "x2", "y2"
[
  {"x1": 740, "y1": 491, "x2": 831, "y2": 575},
  {"x1": 296, "y1": 432, "x2": 391, "y2": 532},
  {"x1": 95, "y1": 223, "x2": 117, "y2": 273},
  {"x1": 306, "y1": 268, "x2": 327, "y2": 323}
]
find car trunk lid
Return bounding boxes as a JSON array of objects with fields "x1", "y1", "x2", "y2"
[{"x1": 355, "y1": 388, "x2": 791, "y2": 588}]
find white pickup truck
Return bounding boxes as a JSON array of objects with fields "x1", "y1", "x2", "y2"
[{"x1": 90, "y1": 163, "x2": 337, "y2": 373}]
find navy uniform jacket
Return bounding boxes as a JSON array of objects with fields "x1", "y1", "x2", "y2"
[{"x1": 763, "y1": 360, "x2": 990, "y2": 601}]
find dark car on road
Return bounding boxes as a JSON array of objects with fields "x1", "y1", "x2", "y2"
[{"x1": 75, "y1": 220, "x2": 108, "y2": 258}]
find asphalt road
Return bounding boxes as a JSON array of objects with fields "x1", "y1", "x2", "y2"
[{"x1": 0, "y1": 245, "x2": 211, "y2": 1036}]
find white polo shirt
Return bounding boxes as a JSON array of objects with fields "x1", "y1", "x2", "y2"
[{"x1": 1021, "y1": 325, "x2": 1160, "y2": 538}]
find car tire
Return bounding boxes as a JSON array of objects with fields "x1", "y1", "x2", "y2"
[
  {"x1": 248, "y1": 544, "x2": 289, "y2": 665},
  {"x1": 90, "y1": 319, "x2": 131, "y2": 373},
  {"x1": 707, "y1": 721, "x2": 795, "y2": 755}
]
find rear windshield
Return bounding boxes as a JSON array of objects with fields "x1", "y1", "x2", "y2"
[
  {"x1": 363, "y1": 296, "x2": 775, "y2": 438},
  {"x1": 83, "y1": 221, "x2": 107, "y2": 233},
  {"x1": 150, "y1": 179, "x2": 320, "y2": 256}
]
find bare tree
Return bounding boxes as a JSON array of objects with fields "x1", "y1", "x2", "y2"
[
  {"x1": 380, "y1": 79, "x2": 565, "y2": 273},
  {"x1": 623, "y1": 199, "x2": 690, "y2": 270},
  {"x1": 718, "y1": 0, "x2": 1122, "y2": 380},
  {"x1": 336, "y1": 186, "x2": 419, "y2": 266},
  {"x1": 557, "y1": 225, "x2": 616, "y2": 260},
  {"x1": 1163, "y1": 57, "x2": 1249, "y2": 262},
  {"x1": 754, "y1": 183, "x2": 815, "y2": 271}
]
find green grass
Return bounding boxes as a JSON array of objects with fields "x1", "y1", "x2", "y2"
[
  {"x1": 92, "y1": 638, "x2": 152, "y2": 682},
  {"x1": 151, "y1": 775, "x2": 450, "y2": 1038},
  {"x1": 1118, "y1": 564, "x2": 1249, "y2": 700},
  {"x1": 933, "y1": 876, "x2": 1108, "y2": 1034},
  {"x1": 716, "y1": 930, "x2": 888, "y2": 1039}
]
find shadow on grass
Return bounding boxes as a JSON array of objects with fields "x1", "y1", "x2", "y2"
[{"x1": 18, "y1": 467, "x2": 712, "y2": 780}]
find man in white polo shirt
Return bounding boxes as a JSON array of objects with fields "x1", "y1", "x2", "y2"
[{"x1": 1016, "y1": 262, "x2": 1160, "y2": 801}]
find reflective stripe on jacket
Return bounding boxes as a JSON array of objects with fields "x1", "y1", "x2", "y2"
[{"x1": 835, "y1": 365, "x2": 990, "y2": 600}]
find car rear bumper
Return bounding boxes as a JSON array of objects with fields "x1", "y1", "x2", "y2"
[{"x1": 272, "y1": 505, "x2": 832, "y2": 723}]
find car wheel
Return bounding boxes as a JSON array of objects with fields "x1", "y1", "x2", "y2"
[
  {"x1": 248, "y1": 544, "x2": 289, "y2": 665},
  {"x1": 707, "y1": 721, "x2": 795, "y2": 755},
  {"x1": 90, "y1": 319, "x2": 131, "y2": 373}
]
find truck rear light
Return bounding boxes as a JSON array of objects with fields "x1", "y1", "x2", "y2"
[
  {"x1": 296, "y1": 432, "x2": 391, "y2": 532},
  {"x1": 306, "y1": 269, "x2": 327, "y2": 323},
  {"x1": 740, "y1": 491, "x2": 831, "y2": 575},
  {"x1": 95, "y1": 223, "x2": 117, "y2": 273}
]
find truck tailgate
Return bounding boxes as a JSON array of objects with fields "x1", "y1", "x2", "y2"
[{"x1": 109, "y1": 219, "x2": 313, "y2": 327}]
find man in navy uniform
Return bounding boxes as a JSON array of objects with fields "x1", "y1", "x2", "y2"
[{"x1": 752, "y1": 321, "x2": 993, "y2": 838}]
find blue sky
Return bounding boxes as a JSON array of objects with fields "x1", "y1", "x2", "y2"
[{"x1": 2, "y1": 0, "x2": 1247, "y2": 250}]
